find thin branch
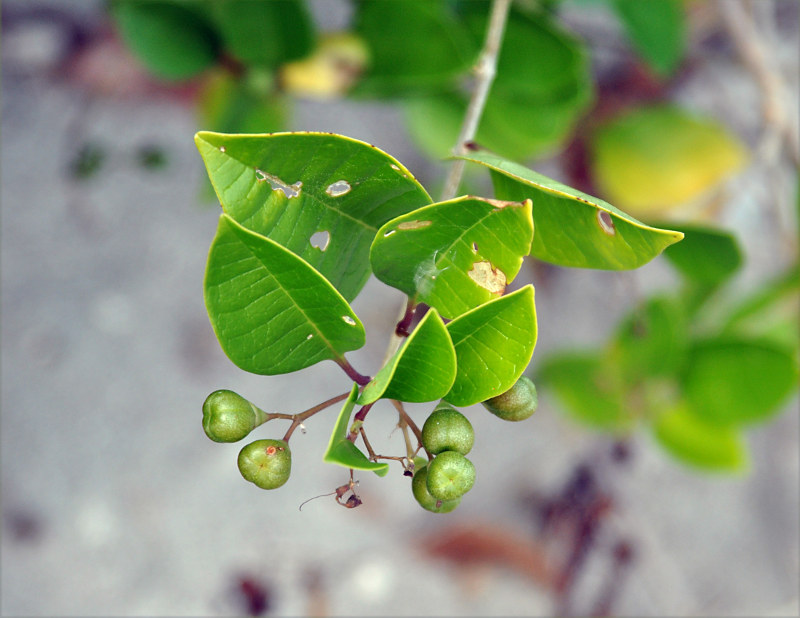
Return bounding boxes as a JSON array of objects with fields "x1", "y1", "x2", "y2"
[
  {"x1": 359, "y1": 426, "x2": 377, "y2": 460},
  {"x1": 346, "y1": 403, "x2": 374, "y2": 442},
  {"x1": 282, "y1": 391, "x2": 351, "y2": 442},
  {"x1": 440, "y1": 0, "x2": 513, "y2": 201},
  {"x1": 395, "y1": 296, "x2": 418, "y2": 337},
  {"x1": 391, "y1": 399, "x2": 432, "y2": 460},
  {"x1": 335, "y1": 357, "x2": 371, "y2": 386}
]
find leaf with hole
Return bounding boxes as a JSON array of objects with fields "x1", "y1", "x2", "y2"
[
  {"x1": 204, "y1": 215, "x2": 365, "y2": 375},
  {"x1": 653, "y1": 404, "x2": 749, "y2": 472},
  {"x1": 195, "y1": 131, "x2": 432, "y2": 301},
  {"x1": 459, "y1": 148, "x2": 684, "y2": 270},
  {"x1": 323, "y1": 384, "x2": 390, "y2": 476},
  {"x1": 111, "y1": 0, "x2": 219, "y2": 80},
  {"x1": 371, "y1": 196, "x2": 533, "y2": 319},
  {"x1": 682, "y1": 338, "x2": 799, "y2": 427},
  {"x1": 358, "y1": 309, "x2": 456, "y2": 405},
  {"x1": 444, "y1": 286, "x2": 537, "y2": 407}
]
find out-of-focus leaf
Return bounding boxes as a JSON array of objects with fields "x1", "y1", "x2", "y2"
[
  {"x1": 658, "y1": 223, "x2": 742, "y2": 285},
  {"x1": 209, "y1": 0, "x2": 314, "y2": 67},
  {"x1": 198, "y1": 69, "x2": 287, "y2": 135},
  {"x1": 612, "y1": 0, "x2": 686, "y2": 76},
  {"x1": 404, "y1": 6, "x2": 592, "y2": 161},
  {"x1": 280, "y1": 32, "x2": 370, "y2": 100},
  {"x1": 354, "y1": 0, "x2": 477, "y2": 96},
  {"x1": 537, "y1": 352, "x2": 633, "y2": 432},
  {"x1": 370, "y1": 196, "x2": 533, "y2": 319},
  {"x1": 722, "y1": 265, "x2": 800, "y2": 354},
  {"x1": 612, "y1": 295, "x2": 688, "y2": 380},
  {"x1": 652, "y1": 404, "x2": 749, "y2": 472},
  {"x1": 590, "y1": 105, "x2": 747, "y2": 216},
  {"x1": 358, "y1": 309, "x2": 456, "y2": 405},
  {"x1": 445, "y1": 286, "x2": 538, "y2": 407},
  {"x1": 323, "y1": 384, "x2": 390, "y2": 476},
  {"x1": 204, "y1": 215, "x2": 365, "y2": 375},
  {"x1": 683, "y1": 338, "x2": 799, "y2": 426},
  {"x1": 460, "y1": 148, "x2": 684, "y2": 269},
  {"x1": 111, "y1": 0, "x2": 219, "y2": 80},
  {"x1": 195, "y1": 131, "x2": 432, "y2": 301}
]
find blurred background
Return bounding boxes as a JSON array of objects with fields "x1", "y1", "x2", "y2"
[{"x1": 1, "y1": 0, "x2": 798, "y2": 616}]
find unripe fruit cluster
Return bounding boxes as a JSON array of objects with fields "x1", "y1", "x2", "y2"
[{"x1": 414, "y1": 403, "x2": 476, "y2": 513}]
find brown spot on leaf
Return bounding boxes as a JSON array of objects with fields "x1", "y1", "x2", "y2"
[
  {"x1": 468, "y1": 261, "x2": 506, "y2": 295},
  {"x1": 597, "y1": 210, "x2": 616, "y2": 236},
  {"x1": 396, "y1": 220, "x2": 432, "y2": 230}
]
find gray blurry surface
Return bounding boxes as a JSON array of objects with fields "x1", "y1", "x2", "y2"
[{"x1": 1, "y1": 1, "x2": 798, "y2": 616}]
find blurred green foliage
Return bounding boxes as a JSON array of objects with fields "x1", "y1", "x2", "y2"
[{"x1": 110, "y1": 0, "x2": 798, "y2": 474}]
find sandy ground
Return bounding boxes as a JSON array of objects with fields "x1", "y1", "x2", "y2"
[{"x1": 2, "y1": 1, "x2": 798, "y2": 616}]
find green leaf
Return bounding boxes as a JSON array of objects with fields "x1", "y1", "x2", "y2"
[
  {"x1": 612, "y1": 0, "x2": 686, "y2": 77},
  {"x1": 652, "y1": 404, "x2": 749, "y2": 472},
  {"x1": 682, "y1": 338, "x2": 799, "y2": 426},
  {"x1": 208, "y1": 0, "x2": 314, "y2": 67},
  {"x1": 537, "y1": 352, "x2": 633, "y2": 432},
  {"x1": 404, "y1": 7, "x2": 592, "y2": 161},
  {"x1": 459, "y1": 148, "x2": 684, "y2": 269},
  {"x1": 197, "y1": 69, "x2": 288, "y2": 135},
  {"x1": 722, "y1": 265, "x2": 800, "y2": 354},
  {"x1": 195, "y1": 131, "x2": 432, "y2": 301},
  {"x1": 204, "y1": 215, "x2": 365, "y2": 375},
  {"x1": 444, "y1": 286, "x2": 537, "y2": 407},
  {"x1": 353, "y1": 0, "x2": 478, "y2": 96},
  {"x1": 658, "y1": 223, "x2": 742, "y2": 285},
  {"x1": 358, "y1": 309, "x2": 456, "y2": 405},
  {"x1": 370, "y1": 196, "x2": 533, "y2": 319},
  {"x1": 589, "y1": 105, "x2": 747, "y2": 216},
  {"x1": 323, "y1": 384, "x2": 390, "y2": 476},
  {"x1": 612, "y1": 295, "x2": 688, "y2": 381},
  {"x1": 111, "y1": 1, "x2": 219, "y2": 81}
]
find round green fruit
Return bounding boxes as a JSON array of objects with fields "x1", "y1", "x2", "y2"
[
  {"x1": 426, "y1": 451, "x2": 475, "y2": 501},
  {"x1": 412, "y1": 466, "x2": 461, "y2": 513},
  {"x1": 202, "y1": 389, "x2": 268, "y2": 443},
  {"x1": 482, "y1": 376, "x2": 538, "y2": 422},
  {"x1": 237, "y1": 439, "x2": 291, "y2": 489},
  {"x1": 421, "y1": 403, "x2": 474, "y2": 455}
]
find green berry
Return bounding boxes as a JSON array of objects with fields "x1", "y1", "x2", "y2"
[
  {"x1": 421, "y1": 403, "x2": 474, "y2": 455},
  {"x1": 237, "y1": 439, "x2": 291, "y2": 489},
  {"x1": 426, "y1": 451, "x2": 475, "y2": 501},
  {"x1": 482, "y1": 376, "x2": 538, "y2": 422},
  {"x1": 412, "y1": 465, "x2": 461, "y2": 513},
  {"x1": 202, "y1": 389, "x2": 268, "y2": 443}
]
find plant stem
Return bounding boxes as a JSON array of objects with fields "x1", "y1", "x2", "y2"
[
  {"x1": 282, "y1": 391, "x2": 351, "y2": 442},
  {"x1": 359, "y1": 427, "x2": 377, "y2": 460},
  {"x1": 391, "y1": 399, "x2": 432, "y2": 460},
  {"x1": 335, "y1": 357, "x2": 371, "y2": 386},
  {"x1": 347, "y1": 403, "x2": 374, "y2": 442},
  {"x1": 440, "y1": 0, "x2": 512, "y2": 201},
  {"x1": 395, "y1": 296, "x2": 418, "y2": 337}
]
